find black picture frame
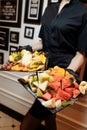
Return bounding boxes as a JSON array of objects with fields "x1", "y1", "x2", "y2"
[
  {"x1": 10, "y1": 31, "x2": 19, "y2": 44},
  {"x1": 0, "y1": 52, "x2": 4, "y2": 64},
  {"x1": 0, "y1": 27, "x2": 9, "y2": 51},
  {"x1": 24, "y1": 26, "x2": 34, "y2": 39},
  {"x1": 9, "y1": 45, "x2": 18, "y2": 55},
  {"x1": 24, "y1": 0, "x2": 43, "y2": 24},
  {"x1": 0, "y1": 0, "x2": 23, "y2": 27}
]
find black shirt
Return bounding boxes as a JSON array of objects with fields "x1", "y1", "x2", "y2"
[{"x1": 39, "y1": 0, "x2": 87, "y2": 68}]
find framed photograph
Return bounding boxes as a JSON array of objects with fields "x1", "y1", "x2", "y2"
[
  {"x1": 0, "y1": 27, "x2": 9, "y2": 51},
  {"x1": 9, "y1": 45, "x2": 18, "y2": 55},
  {"x1": 24, "y1": 0, "x2": 43, "y2": 24},
  {"x1": 24, "y1": 26, "x2": 34, "y2": 39},
  {"x1": 0, "y1": 53, "x2": 4, "y2": 64},
  {"x1": 0, "y1": 0, "x2": 23, "y2": 27},
  {"x1": 10, "y1": 31, "x2": 19, "y2": 44}
]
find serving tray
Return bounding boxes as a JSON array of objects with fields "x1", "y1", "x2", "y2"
[
  {"x1": 18, "y1": 77, "x2": 83, "y2": 114},
  {"x1": 0, "y1": 50, "x2": 47, "y2": 72}
]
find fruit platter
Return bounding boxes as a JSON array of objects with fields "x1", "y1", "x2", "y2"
[
  {"x1": 0, "y1": 50, "x2": 46, "y2": 72},
  {"x1": 18, "y1": 66, "x2": 87, "y2": 113}
]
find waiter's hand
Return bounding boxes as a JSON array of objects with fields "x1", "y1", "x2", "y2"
[
  {"x1": 17, "y1": 45, "x2": 33, "y2": 52},
  {"x1": 66, "y1": 69, "x2": 81, "y2": 84}
]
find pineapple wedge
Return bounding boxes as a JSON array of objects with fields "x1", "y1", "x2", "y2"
[{"x1": 41, "y1": 98, "x2": 56, "y2": 108}]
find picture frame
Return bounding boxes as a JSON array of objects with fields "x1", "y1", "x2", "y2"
[
  {"x1": 9, "y1": 45, "x2": 18, "y2": 55},
  {"x1": 10, "y1": 31, "x2": 19, "y2": 44},
  {"x1": 0, "y1": 53, "x2": 4, "y2": 64},
  {"x1": 0, "y1": 27, "x2": 9, "y2": 51},
  {"x1": 24, "y1": 0, "x2": 43, "y2": 24},
  {"x1": 0, "y1": 0, "x2": 23, "y2": 27},
  {"x1": 24, "y1": 26, "x2": 34, "y2": 39}
]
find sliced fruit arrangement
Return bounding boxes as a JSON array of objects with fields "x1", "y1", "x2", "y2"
[
  {"x1": 0, "y1": 50, "x2": 46, "y2": 72},
  {"x1": 19, "y1": 66, "x2": 87, "y2": 109}
]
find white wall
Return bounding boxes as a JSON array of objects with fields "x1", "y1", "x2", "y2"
[{"x1": 0, "y1": 0, "x2": 48, "y2": 115}]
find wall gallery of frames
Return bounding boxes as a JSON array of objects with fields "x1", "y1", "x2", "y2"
[
  {"x1": 0, "y1": 0, "x2": 87, "y2": 64},
  {"x1": 0, "y1": 0, "x2": 46, "y2": 64}
]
